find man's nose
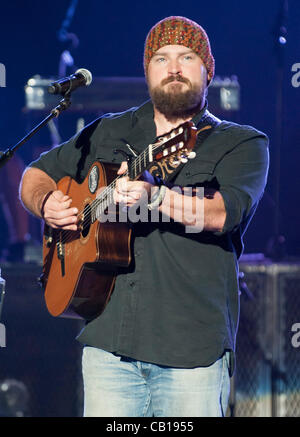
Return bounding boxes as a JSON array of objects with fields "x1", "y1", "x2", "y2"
[{"x1": 168, "y1": 59, "x2": 182, "y2": 75}]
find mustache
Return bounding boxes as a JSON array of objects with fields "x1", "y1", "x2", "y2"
[{"x1": 161, "y1": 75, "x2": 191, "y2": 87}]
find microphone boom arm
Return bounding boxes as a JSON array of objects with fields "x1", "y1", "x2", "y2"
[{"x1": 0, "y1": 95, "x2": 71, "y2": 169}]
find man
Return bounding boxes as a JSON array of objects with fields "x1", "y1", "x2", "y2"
[{"x1": 20, "y1": 16, "x2": 269, "y2": 417}]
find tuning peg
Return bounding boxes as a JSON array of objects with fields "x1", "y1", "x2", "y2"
[{"x1": 188, "y1": 151, "x2": 196, "y2": 159}]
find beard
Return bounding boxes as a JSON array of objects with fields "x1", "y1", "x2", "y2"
[{"x1": 148, "y1": 75, "x2": 207, "y2": 122}]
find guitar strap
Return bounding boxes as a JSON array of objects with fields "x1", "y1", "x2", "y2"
[{"x1": 162, "y1": 110, "x2": 221, "y2": 184}]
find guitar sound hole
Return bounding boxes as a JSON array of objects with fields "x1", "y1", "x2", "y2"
[{"x1": 81, "y1": 204, "x2": 92, "y2": 238}]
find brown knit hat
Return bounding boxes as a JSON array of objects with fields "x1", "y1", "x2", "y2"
[{"x1": 144, "y1": 16, "x2": 215, "y2": 83}]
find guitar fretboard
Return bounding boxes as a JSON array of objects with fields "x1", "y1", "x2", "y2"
[
  {"x1": 80, "y1": 121, "x2": 194, "y2": 228},
  {"x1": 88, "y1": 143, "x2": 155, "y2": 223}
]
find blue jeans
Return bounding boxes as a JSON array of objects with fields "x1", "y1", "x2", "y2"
[{"x1": 82, "y1": 346, "x2": 230, "y2": 417}]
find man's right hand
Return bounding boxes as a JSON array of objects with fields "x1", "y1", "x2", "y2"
[{"x1": 42, "y1": 190, "x2": 78, "y2": 231}]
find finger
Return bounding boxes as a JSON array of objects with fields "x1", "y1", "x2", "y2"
[
  {"x1": 52, "y1": 191, "x2": 74, "y2": 208},
  {"x1": 116, "y1": 176, "x2": 129, "y2": 193},
  {"x1": 44, "y1": 206, "x2": 78, "y2": 221},
  {"x1": 61, "y1": 198, "x2": 73, "y2": 208},
  {"x1": 117, "y1": 161, "x2": 128, "y2": 175},
  {"x1": 49, "y1": 197, "x2": 73, "y2": 210},
  {"x1": 45, "y1": 191, "x2": 72, "y2": 211},
  {"x1": 127, "y1": 191, "x2": 141, "y2": 200},
  {"x1": 52, "y1": 190, "x2": 66, "y2": 201},
  {"x1": 114, "y1": 190, "x2": 132, "y2": 205},
  {"x1": 113, "y1": 191, "x2": 124, "y2": 204},
  {"x1": 46, "y1": 193, "x2": 76, "y2": 213},
  {"x1": 46, "y1": 214, "x2": 78, "y2": 228}
]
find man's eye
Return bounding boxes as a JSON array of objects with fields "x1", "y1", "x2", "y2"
[{"x1": 156, "y1": 57, "x2": 166, "y2": 62}]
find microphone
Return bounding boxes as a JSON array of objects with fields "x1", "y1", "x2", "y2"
[{"x1": 48, "y1": 68, "x2": 92, "y2": 95}]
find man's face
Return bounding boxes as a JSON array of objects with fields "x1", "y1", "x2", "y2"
[{"x1": 147, "y1": 44, "x2": 209, "y2": 121}]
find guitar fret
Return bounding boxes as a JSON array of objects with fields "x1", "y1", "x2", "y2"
[
  {"x1": 91, "y1": 205, "x2": 96, "y2": 223},
  {"x1": 149, "y1": 144, "x2": 153, "y2": 162}
]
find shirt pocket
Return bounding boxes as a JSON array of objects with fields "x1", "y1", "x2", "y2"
[{"x1": 176, "y1": 160, "x2": 217, "y2": 186}]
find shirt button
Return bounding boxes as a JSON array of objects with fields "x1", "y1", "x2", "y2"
[
  {"x1": 129, "y1": 281, "x2": 135, "y2": 287},
  {"x1": 186, "y1": 171, "x2": 191, "y2": 176}
]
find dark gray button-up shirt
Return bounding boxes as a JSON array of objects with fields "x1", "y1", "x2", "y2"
[{"x1": 30, "y1": 100, "x2": 269, "y2": 371}]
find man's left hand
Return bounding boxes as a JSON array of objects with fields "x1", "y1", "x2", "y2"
[{"x1": 114, "y1": 161, "x2": 156, "y2": 207}]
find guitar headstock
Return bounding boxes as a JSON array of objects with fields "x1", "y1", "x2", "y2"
[
  {"x1": 128, "y1": 121, "x2": 198, "y2": 182},
  {"x1": 153, "y1": 121, "x2": 198, "y2": 164}
]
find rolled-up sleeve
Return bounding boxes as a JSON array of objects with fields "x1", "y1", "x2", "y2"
[{"x1": 215, "y1": 133, "x2": 269, "y2": 235}]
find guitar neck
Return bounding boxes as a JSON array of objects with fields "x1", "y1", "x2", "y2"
[
  {"x1": 88, "y1": 121, "x2": 197, "y2": 223},
  {"x1": 89, "y1": 144, "x2": 154, "y2": 222},
  {"x1": 128, "y1": 144, "x2": 156, "y2": 180}
]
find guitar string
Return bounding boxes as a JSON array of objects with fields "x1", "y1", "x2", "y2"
[
  {"x1": 56, "y1": 140, "x2": 161, "y2": 245},
  {"x1": 80, "y1": 127, "x2": 190, "y2": 231},
  {"x1": 56, "y1": 130, "x2": 182, "y2": 245},
  {"x1": 84, "y1": 123, "x2": 200, "y2": 232},
  {"x1": 52, "y1": 126, "x2": 192, "y2": 246},
  {"x1": 58, "y1": 140, "x2": 155, "y2": 245},
  {"x1": 54, "y1": 126, "x2": 195, "y2": 247}
]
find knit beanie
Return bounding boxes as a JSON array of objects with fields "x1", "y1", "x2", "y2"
[{"x1": 144, "y1": 16, "x2": 215, "y2": 83}]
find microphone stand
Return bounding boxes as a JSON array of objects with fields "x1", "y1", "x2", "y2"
[
  {"x1": 0, "y1": 93, "x2": 72, "y2": 335},
  {"x1": 0, "y1": 95, "x2": 71, "y2": 169},
  {"x1": 51, "y1": 0, "x2": 80, "y2": 149}
]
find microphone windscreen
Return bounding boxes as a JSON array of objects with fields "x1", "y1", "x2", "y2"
[{"x1": 75, "y1": 68, "x2": 92, "y2": 86}]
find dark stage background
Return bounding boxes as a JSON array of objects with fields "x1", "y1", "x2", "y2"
[{"x1": 0, "y1": 0, "x2": 299, "y2": 417}]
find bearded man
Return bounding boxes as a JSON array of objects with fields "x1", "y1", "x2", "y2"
[{"x1": 20, "y1": 16, "x2": 269, "y2": 417}]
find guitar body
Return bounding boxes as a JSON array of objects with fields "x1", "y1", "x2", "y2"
[{"x1": 41, "y1": 161, "x2": 132, "y2": 320}]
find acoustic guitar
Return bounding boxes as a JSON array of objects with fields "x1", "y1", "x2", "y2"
[{"x1": 39, "y1": 121, "x2": 197, "y2": 320}]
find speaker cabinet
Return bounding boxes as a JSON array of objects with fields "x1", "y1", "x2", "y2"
[
  {"x1": 231, "y1": 260, "x2": 300, "y2": 417},
  {"x1": 0, "y1": 264, "x2": 84, "y2": 417}
]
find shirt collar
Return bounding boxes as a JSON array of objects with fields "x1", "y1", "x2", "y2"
[{"x1": 133, "y1": 98, "x2": 209, "y2": 132}]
